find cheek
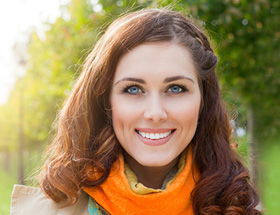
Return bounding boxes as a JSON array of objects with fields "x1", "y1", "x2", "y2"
[
  {"x1": 111, "y1": 98, "x2": 138, "y2": 135},
  {"x1": 111, "y1": 103, "x2": 125, "y2": 130},
  {"x1": 111, "y1": 95, "x2": 144, "y2": 120},
  {"x1": 169, "y1": 95, "x2": 201, "y2": 114},
  {"x1": 111, "y1": 105, "x2": 125, "y2": 145},
  {"x1": 167, "y1": 96, "x2": 201, "y2": 127}
]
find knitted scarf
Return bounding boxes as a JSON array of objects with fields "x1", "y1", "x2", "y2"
[{"x1": 83, "y1": 146, "x2": 198, "y2": 215}]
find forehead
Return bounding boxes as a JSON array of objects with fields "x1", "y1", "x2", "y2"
[{"x1": 114, "y1": 42, "x2": 198, "y2": 82}]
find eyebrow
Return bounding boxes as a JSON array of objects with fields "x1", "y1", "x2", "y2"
[
  {"x1": 114, "y1": 75, "x2": 194, "y2": 86},
  {"x1": 114, "y1": 77, "x2": 146, "y2": 86},
  {"x1": 164, "y1": 76, "x2": 195, "y2": 83}
]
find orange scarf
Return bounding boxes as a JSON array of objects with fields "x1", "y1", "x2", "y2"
[{"x1": 83, "y1": 147, "x2": 198, "y2": 215}]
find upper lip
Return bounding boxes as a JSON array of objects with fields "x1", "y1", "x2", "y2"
[{"x1": 135, "y1": 128, "x2": 175, "y2": 133}]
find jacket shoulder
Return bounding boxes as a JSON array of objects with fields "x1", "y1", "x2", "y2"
[{"x1": 11, "y1": 184, "x2": 89, "y2": 215}]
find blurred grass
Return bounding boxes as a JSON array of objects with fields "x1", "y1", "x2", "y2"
[
  {"x1": 0, "y1": 152, "x2": 40, "y2": 215},
  {"x1": 236, "y1": 135, "x2": 280, "y2": 215},
  {"x1": 259, "y1": 138, "x2": 280, "y2": 215},
  {"x1": 0, "y1": 169, "x2": 16, "y2": 215},
  {"x1": 0, "y1": 137, "x2": 279, "y2": 215}
]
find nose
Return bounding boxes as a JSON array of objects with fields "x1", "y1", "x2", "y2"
[{"x1": 143, "y1": 95, "x2": 167, "y2": 123}]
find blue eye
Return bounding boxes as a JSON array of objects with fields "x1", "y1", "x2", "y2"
[
  {"x1": 170, "y1": 86, "x2": 182, "y2": 93},
  {"x1": 168, "y1": 85, "x2": 182, "y2": 94},
  {"x1": 167, "y1": 84, "x2": 188, "y2": 94},
  {"x1": 128, "y1": 86, "x2": 140, "y2": 94},
  {"x1": 124, "y1": 85, "x2": 142, "y2": 94}
]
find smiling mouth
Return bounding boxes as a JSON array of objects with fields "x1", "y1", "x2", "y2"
[{"x1": 136, "y1": 129, "x2": 175, "y2": 140}]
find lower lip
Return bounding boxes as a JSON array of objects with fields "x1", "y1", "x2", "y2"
[{"x1": 136, "y1": 131, "x2": 174, "y2": 146}]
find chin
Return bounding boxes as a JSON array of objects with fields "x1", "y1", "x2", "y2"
[{"x1": 136, "y1": 156, "x2": 173, "y2": 168}]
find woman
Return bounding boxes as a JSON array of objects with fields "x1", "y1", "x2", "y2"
[{"x1": 11, "y1": 9, "x2": 262, "y2": 215}]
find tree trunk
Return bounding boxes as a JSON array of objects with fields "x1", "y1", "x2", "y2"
[
  {"x1": 247, "y1": 107, "x2": 258, "y2": 187},
  {"x1": 18, "y1": 80, "x2": 25, "y2": 185},
  {"x1": 4, "y1": 151, "x2": 11, "y2": 173}
]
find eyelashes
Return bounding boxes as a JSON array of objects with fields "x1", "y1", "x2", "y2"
[
  {"x1": 122, "y1": 83, "x2": 188, "y2": 95},
  {"x1": 123, "y1": 84, "x2": 143, "y2": 94},
  {"x1": 167, "y1": 84, "x2": 188, "y2": 94}
]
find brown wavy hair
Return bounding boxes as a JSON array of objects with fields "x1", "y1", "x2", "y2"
[{"x1": 38, "y1": 9, "x2": 261, "y2": 214}]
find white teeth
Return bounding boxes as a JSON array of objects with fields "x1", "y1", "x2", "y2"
[{"x1": 138, "y1": 131, "x2": 172, "y2": 140}]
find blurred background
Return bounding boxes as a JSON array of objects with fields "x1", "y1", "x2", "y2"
[{"x1": 0, "y1": 0, "x2": 279, "y2": 214}]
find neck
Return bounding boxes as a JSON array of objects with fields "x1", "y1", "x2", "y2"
[{"x1": 124, "y1": 152, "x2": 179, "y2": 189}]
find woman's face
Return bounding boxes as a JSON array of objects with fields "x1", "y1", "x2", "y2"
[{"x1": 110, "y1": 42, "x2": 201, "y2": 167}]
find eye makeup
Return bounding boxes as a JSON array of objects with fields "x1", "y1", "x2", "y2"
[
  {"x1": 122, "y1": 84, "x2": 144, "y2": 94},
  {"x1": 120, "y1": 82, "x2": 189, "y2": 95},
  {"x1": 166, "y1": 84, "x2": 188, "y2": 94}
]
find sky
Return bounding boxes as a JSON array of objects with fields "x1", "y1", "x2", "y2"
[{"x1": 0, "y1": 0, "x2": 66, "y2": 105}]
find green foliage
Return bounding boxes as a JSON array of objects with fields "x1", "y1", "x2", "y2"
[
  {"x1": 235, "y1": 135, "x2": 249, "y2": 165},
  {"x1": 180, "y1": 0, "x2": 280, "y2": 139},
  {"x1": 0, "y1": 79, "x2": 22, "y2": 152}
]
